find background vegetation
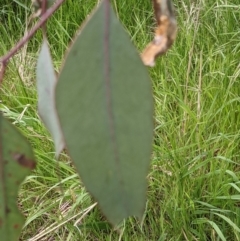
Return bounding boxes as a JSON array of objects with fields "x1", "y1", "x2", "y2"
[{"x1": 0, "y1": 0, "x2": 239, "y2": 240}]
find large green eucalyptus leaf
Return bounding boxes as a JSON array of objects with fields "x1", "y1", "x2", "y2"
[
  {"x1": 0, "y1": 114, "x2": 36, "y2": 241},
  {"x1": 55, "y1": 0, "x2": 153, "y2": 225}
]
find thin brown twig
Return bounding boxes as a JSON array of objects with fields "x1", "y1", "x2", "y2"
[
  {"x1": 0, "y1": 0, "x2": 66, "y2": 67},
  {"x1": 41, "y1": 0, "x2": 48, "y2": 15},
  {"x1": 41, "y1": 0, "x2": 48, "y2": 35}
]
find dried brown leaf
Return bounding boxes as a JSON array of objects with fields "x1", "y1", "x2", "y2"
[{"x1": 141, "y1": 0, "x2": 177, "y2": 67}]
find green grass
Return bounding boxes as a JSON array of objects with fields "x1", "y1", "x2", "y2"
[{"x1": 1, "y1": 0, "x2": 240, "y2": 240}]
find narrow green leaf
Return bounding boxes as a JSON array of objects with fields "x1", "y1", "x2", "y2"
[
  {"x1": 0, "y1": 114, "x2": 36, "y2": 241},
  {"x1": 56, "y1": 0, "x2": 153, "y2": 225},
  {"x1": 205, "y1": 220, "x2": 227, "y2": 241},
  {"x1": 225, "y1": 170, "x2": 239, "y2": 182},
  {"x1": 213, "y1": 212, "x2": 240, "y2": 233},
  {"x1": 36, "y1": 38, "x2": 64, "y2": 157},
  {"x1": 216, "y1": 195, "x2": 240, "y2": 200},
  {"x1": 227, "y1": 183, "x2": 240, "y2": 193},
  {"x1": 193, "y1": 219, "x2": 226, "y2": 241}
]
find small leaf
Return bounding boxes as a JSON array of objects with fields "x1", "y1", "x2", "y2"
[
  {"x1": 0, "y1": 114, "x2": 36, "y2": 241},
  {"x1": 36, "y1": 38, "x2": 64, "y2": 157},
  {"x1": 56, "y1": 0, "x2": 153, "y2": 225}
]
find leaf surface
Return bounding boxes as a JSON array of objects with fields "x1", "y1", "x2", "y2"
[
  {"x1": 36, "y1": 39, "x2": 64, "y2": 157},
  {"x1": 0, "y1": 114, "x2": 36, "y2": 241},
  {"x1": 56, "y1": 0, "x2": 153, "y2": 225}
]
